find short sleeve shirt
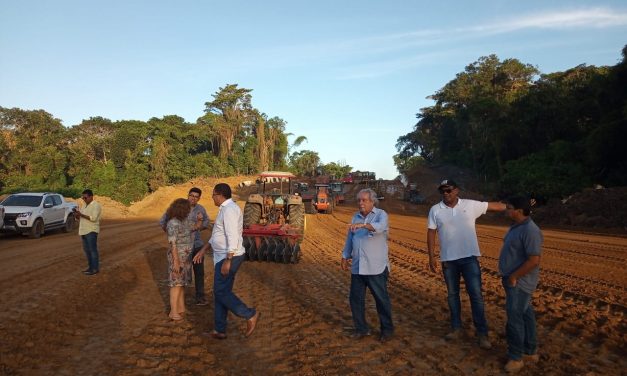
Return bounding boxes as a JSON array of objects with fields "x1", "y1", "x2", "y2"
[
  {"x1": 427, "y1": 199, "x2": 488, "y2": 261},
  {"x1": 498, "y1": 218, "x2": 543, "y2": 293}
]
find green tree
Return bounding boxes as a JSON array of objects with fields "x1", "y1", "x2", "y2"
[{"x1": 289, "y1": 150, "x2": 320, "y2": 177}]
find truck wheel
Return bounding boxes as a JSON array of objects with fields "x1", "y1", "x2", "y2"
[
  {"x1": 29, "y1": 218, "x2": 43, "y2": 239},
  {"x1": 243, "y1": 203, "x2": 262, "y2": 228},
  {"x1": 63, "y1": 215, "x2": 75, "y2": 233}
]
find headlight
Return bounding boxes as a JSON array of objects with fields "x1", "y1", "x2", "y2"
[{"x1": 17, "y1": 212, "x2": 32, "y2": 218}]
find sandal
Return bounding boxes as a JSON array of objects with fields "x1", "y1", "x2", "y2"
[{"x1": 169, "y1": 314, "x2": 184, "y2": 321}]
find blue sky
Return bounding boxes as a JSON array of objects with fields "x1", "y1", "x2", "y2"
[{"x1": 1, "y1": 1, "x2": 626, "y2": 179}]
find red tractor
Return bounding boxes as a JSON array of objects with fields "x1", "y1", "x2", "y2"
[{"x1": 242, "y1": 171, "x2": 305, "y2": 263}]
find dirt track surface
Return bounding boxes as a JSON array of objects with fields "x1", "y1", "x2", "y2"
[{"x1": 1, "y1": 193, "x2": 626, "y2": 375}]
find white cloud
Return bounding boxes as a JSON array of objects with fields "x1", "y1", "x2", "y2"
[{"x1": 220, "y1": 7, "x2": 627, "y2": 76}]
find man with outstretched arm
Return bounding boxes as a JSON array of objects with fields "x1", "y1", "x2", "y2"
[{"x1": 426, "y1": 179, "x2": 506, "y2": 349}]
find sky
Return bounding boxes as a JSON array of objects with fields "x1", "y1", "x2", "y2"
[{"x1": 1, "y1": 1, "x2": 626, "y2": 179}]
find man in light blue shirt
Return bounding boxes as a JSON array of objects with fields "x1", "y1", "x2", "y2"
[
  {"x1": 194, "y1": 183, "x2": 259, "y2": 339},
  {"x1": 341, "y1": 188, "x2": 394, "y2": 342}
]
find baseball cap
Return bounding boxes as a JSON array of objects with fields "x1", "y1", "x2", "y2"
[{"x1": 438, "y1": 179, "x2": 458, "y2": 189}]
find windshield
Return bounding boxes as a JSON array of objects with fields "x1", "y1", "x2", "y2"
[{"x1": 1, "y1": 195, "x2": 43, "y2": 207}]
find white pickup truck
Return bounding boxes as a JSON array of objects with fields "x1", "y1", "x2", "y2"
[{"x1": 0, "y1": 192, "x2": 78, "y2": 238}]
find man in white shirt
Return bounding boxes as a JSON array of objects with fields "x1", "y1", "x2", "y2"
[
  {"x1": 194, "y1": 183, "x2": 259, "y2": 339},
  {"x1": 427, "y1": 179, "x2": 505, "y2": 349}
]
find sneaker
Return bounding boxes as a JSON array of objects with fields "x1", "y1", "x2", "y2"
[
  {"x1": 478, "y1": 334, "x2": 492, "y2": 349},
  {"x1": 379, "y1": 332, "x2": 394, "y2": 343},
  {"x1": 195, "y1": 298, "x2": 208, "y2": 306},
  {"x1": 444, "y1": 329, "x2": 461, "y2": 340},
  {"x1": 505, "y1": 359, "x2": 524, "y2": 373},
  {"x1": 523, "y1": 353, "x2": 539, "y2": 363}
]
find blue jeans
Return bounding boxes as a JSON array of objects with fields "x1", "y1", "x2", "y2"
[
  {"x1": 349, "y1": 268, "x2": 394, "y2": 335},
  {"x1": 81, "y1": 232, "x2": 99, "y2": 272},
  {"x1": 503, "y1": 280, "x2": 537, "y2": 360},
  {"x1": 442, "y1": 256, "x2": 488, "y2": 335},
  {"x1": 213, "y1": 255, "x2": 255, "y2": 333},
  {"x1": 190, "y1": 246, "x2": 205, "y2": 300}
]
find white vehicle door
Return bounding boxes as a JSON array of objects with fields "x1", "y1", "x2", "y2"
[
  {"x1": 50, "y1": 195, "x2": 66, "y2": 224},
  {"x1": 42, "y1": 196, "x2": 59, "y2": 226}
]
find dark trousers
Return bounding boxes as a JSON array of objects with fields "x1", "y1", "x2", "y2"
[
  {"x1": 349, "y1": 268, "x2": 394, "y2": 335},
  {"x1": 190, "y1": 246, "x2": 205, "y2": 299},
  {"x1": 213, "y1": 255, "x2": 255, "y2": 333},
  {"x1": 81, "y1": 232, "x2": 99, "y2": 272}
]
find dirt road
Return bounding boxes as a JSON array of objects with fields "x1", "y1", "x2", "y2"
[{"x1": 0, "y1": 201, "x2": 625, "y2": 375}]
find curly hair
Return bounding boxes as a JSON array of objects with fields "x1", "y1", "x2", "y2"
[{"x1": 166, "y1": 198, "x2": 191, "y2": 221}]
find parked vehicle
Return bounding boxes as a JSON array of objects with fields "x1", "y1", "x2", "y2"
[
  {"x1": 0, "y1": 192, "x2": 78, "y2": 238},
  {"x1": 0, "y1": 205, "x2": 4, "y2": 230}
]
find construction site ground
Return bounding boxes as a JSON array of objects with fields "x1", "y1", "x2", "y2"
[{"x1": 0, "y1": 176, "x2": 625, "y2": 375}]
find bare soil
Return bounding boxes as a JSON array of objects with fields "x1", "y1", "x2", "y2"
[{"x1": 0, "y1": 178, "x2": 625, "y2": 375}]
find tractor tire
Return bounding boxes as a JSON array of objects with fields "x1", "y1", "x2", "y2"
[
  {"x1": 29, "y1": 218, "x2": 44, "y2": 239},
  {"x1": 288, "y1": 204, "x2": 305, "y2": 234},
  {"x1": 243, "y1": 203, "x2": 262, "y2": 228},
  {"x1": 327, "y1": 202, "x2": 334, "y2": 214},
  {"x1": 63, "y1": 215, "x2": 75, "y2": 233}
]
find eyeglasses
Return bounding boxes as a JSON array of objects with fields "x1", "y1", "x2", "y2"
[
  {"x1": 188, "y1": 194, "x2": 200, "y2": 199},
  {"x1": 439, "y1": 188, "x2": 455, "y2": 194}
]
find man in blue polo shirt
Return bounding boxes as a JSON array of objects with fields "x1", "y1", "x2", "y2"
[
  {"x1": 499, "y1": 196, "x2": 543, "y2": 373},
  {"x1": 341, "y1": 188, "x2": 394, "y2": 343}
]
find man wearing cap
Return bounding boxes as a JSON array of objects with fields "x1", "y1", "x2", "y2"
[
  {"x1": 427, "y1": 179, "x2": 506, "y2": 349},
  {"x1": 499, "y1": 196, "x2": 542, "y2": 373}
]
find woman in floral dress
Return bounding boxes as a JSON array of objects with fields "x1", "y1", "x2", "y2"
[{"x1": 166, "y1": 198, "x2": 203, "y2": 321}]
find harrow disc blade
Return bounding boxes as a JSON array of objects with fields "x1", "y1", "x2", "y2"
[
  {"x1": 267, "y1": 238, "x2": 277, "y2": 262},
  {"x1": 274, "y1": 241, "x2": 286, "y2": 264},
  {"x1": 243, "y1": 237, "x2": 251, "y2": 261},
  {"x1": 249, "y1": 237, "x2": 258, "y2": 261},
  {"x1": 291, "y1": 243, "x2": 301, "y2": 264},
  {"x1": 283, "y1": 243, "x2": 293, "y2": 264},
  {"x1": 258, "y1": 238, "x2": 268, "y2": 261}
]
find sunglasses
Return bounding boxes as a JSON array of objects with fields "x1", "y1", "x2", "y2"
[{"x1": 439, "y1": 188, "x2": 455, "y2": 194}]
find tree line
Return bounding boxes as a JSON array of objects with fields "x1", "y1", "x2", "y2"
[
  {"x1": 395, "y1": 46, "x2": 627, "y2": 199},
  {"x1": 0, "y1": 84, "x2": 349, "y2": 204}
]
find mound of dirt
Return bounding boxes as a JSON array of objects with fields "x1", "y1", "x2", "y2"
[
  {"x1": 533, "y1": 187, "x2": 627, "y2": 232},
  {"x1": 128, "y1": 176, "x2": 255, "y2": 218},
  {"x1": 67, "y1": 196, "x2": 131, "y2": 220}
]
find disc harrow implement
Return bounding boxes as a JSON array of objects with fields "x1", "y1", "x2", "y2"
[{"x1": 243, "y1": 224, "x2": 302, "y2": 264}]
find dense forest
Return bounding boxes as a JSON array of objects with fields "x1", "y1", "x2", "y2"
[
  {"x1": 3, "y1": 47, "x2": 625, "y2": 204},
  {"x1": 0, "y1": 84, "x2": 350, "y2": 204},
  {"x1": 395, "y1": 46, "x2": 627, "y2": 199}
]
